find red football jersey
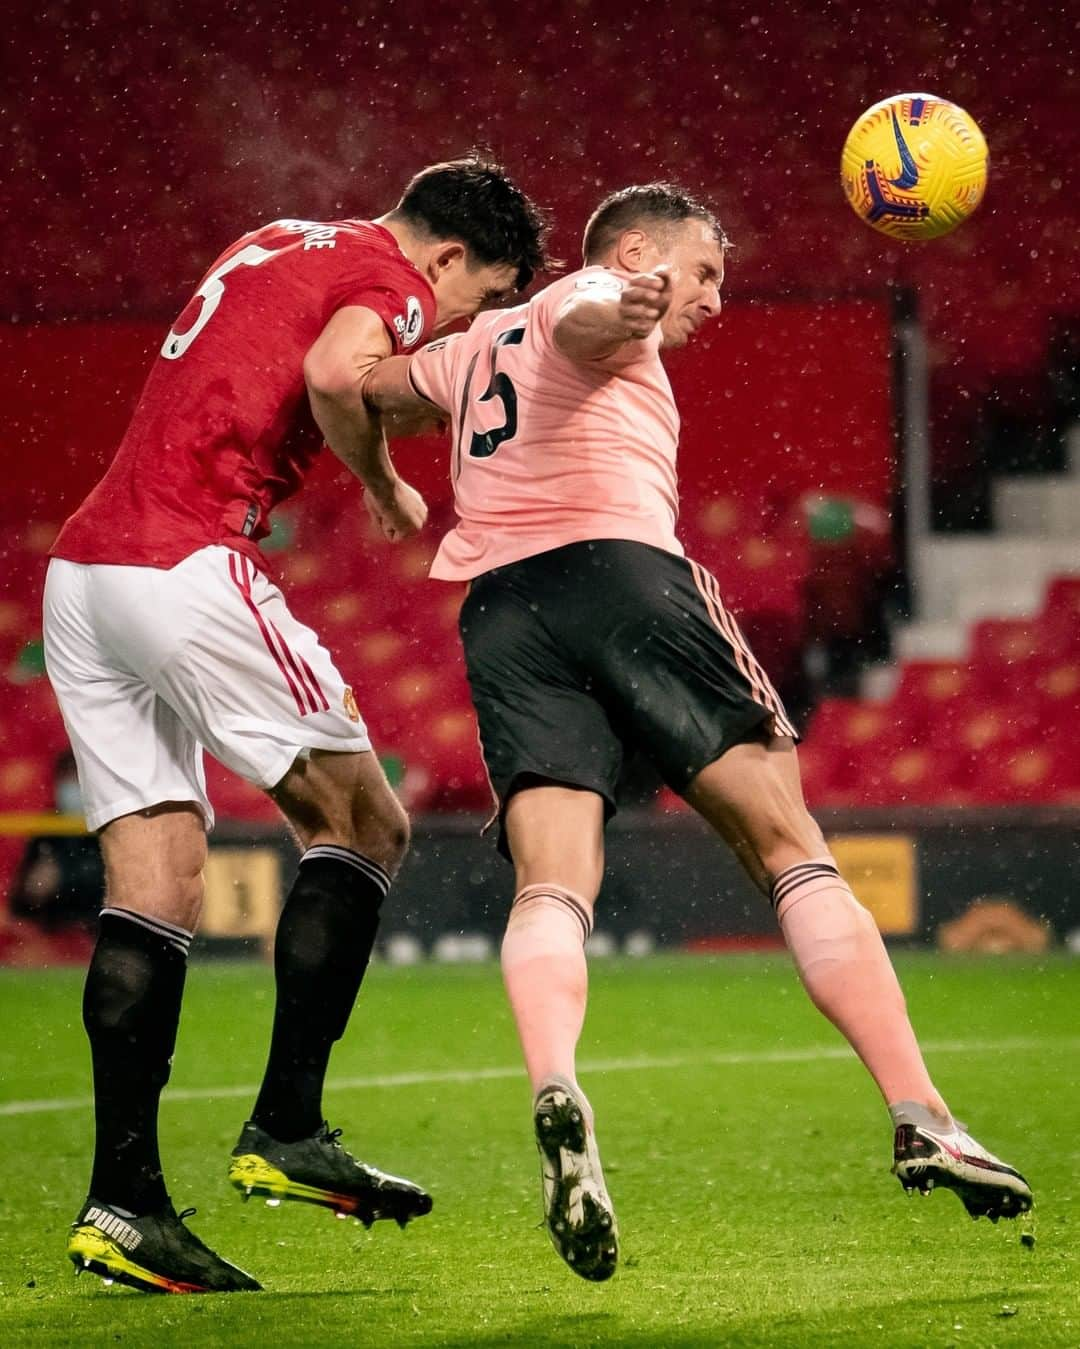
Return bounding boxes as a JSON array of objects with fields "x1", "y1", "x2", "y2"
[{"x1": 52, "y1": 219, "x2": 436, "y2": 571}]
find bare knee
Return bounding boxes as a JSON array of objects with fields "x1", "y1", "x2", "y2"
[
  {"x1": 309, "y1": 783, "x2": 410, "y2": 873},
  {"x1": 754, "y1": 808, "x2": 829, "y2": 882},
  {"x1": 686, "y1": 740, "x2": 829, "y2": 886},
  {"x1": 355, "y1": 793, "x2": 411, "y2": 874},
  {"x1": 99, "y1": 803, "x2": 208, "y2": 930},
  {"x1": 105, "y1": 859, "x2": 206, "y2": 926},
  {"x1": 506, "y1": 785, "x2": 605, "y2": 901},
  {"x1": 273, "y1": 751, "x2": 411, "y2": 875}
]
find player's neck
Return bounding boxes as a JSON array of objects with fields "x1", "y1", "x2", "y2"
[{"x1": 373, "y1": 213, "x2": 428, "y2": 272}]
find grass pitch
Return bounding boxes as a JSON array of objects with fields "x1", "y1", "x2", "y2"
[{"x1": 0, "y1": 953, "x2": 1077, "y2": 1346}]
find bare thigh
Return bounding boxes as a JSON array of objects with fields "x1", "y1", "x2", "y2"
[
  {"x1": 98, "y1": 802, "x2": 209, "y2": 931},
  {"x1": 683, "y1": 734, "x2": 829, "y2": 894},
  {"x1": 270, "y1": 748, "x2": 410, "y2": 875},
  {"x1": 504, "y1": 785, "x2": 607, "y2": 904}
]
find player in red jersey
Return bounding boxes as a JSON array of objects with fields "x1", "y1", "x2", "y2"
[
  {"x1": 362, "y1": 184, "x2": 1032, "y2": 1281},
  {"x1": 46, "y1": 156, "x2": 548, "y2": 1294}
]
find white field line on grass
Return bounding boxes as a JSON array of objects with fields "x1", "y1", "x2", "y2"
[{"x1": 2, "y1": 1036, "x2": 1077, "y2": 1119}]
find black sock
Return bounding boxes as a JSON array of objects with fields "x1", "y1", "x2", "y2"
[
  {"x1": 251, "y1": 846, "x2": 389, "y2": 1143},
  {"x1": 82, "y1": 908, "x2": 191, "y2": 1214}
]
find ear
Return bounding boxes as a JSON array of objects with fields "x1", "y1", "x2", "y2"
[
  {"x1": 612, "y1": 228, "x2": 651, "y2": 272},
  {"x1": 427, "y1": 241, "x2": 467, "y2": 282}
]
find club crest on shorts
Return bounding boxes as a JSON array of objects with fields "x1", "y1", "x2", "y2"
[{"x1": 343, "y1": 685, "x2": 360, "y2": 723}]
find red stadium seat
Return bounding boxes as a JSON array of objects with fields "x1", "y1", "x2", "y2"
[
  {"x1": 0, "y1": 756, "x2": 55, "y2": 812},
  {"x1": 800, "y1": 613, "x2": 1080, "y2": 806},
  {"x1": 0, "y1": 679, "x2": 67, "y2": 758},
  {"x1": 1031, "y1": 657, "x2": 1080, "y2": 727},
  {"x1": 802, "y1": 698, "x2": 903, "y2": 796},
  {"x1": 888, "y1": 663, "x2": 976, "y2": 747},
  {"x1": 419, "y1": 709, "x2": 491, "y2": 811},
  {"x1": 693, "y1": 495, "x2": 744, "y2": 543},
  {"x1": 805, "y1": 697, "x2": 897, "y2": 748},
  {"x1": 344, "y1": 629, "x2": 412, "y2": 699},
  {"x1": 1039, "y1": 575, "x2": 1080, "y2": 655},
  {"x1": 278, "y1": 550, "x2": 327, "y2": 591},
  {"x1": 965, "y1": 742, "x2": 1080, "y2": 805},
  {"x1": 683, "y1": 497, "x2": 808, "y2": 632},
  {"x1": 949, "y1": 699, "x2": 1040, "y2": 798},
  {"x1": 970, "y1": 618, "x2": 1045, "y2": 696},
  {"x1": 865, "y1": 745, "x2": 957, "y2": 806},
  {"x1": 0, "y1": 599, "x2": 35, "y2": 668},
  {"x1": 954, "y1": 700, "x2": 1037, "y2": 755},
  {"x1": 803, "y1": 699, "x2": 928, "y2": 805},
  {"x1": 894, "y1": 662, "x2": 976, "y2": 700},
  {"x1": 794, "y1": 739, "x2": 847, "y2": 807}
]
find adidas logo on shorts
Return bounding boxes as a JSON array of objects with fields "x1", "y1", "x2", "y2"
[{"x1": 85, "y1": 1205, "x2": 143, "y2": 1252}]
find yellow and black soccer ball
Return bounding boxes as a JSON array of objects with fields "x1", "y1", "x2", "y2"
[{"x1": 841, "y1": 93, "x2": 988, "y2": 240}]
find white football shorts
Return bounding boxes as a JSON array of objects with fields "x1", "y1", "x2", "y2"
[{"x1": 43, "y1": 545, "x2": 371, "y2": 831}]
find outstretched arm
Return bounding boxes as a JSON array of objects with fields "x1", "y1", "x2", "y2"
[
  {"x1": 362, "y1": 354, "x2": 447, "y2": 434},
  {"x1": 552, "y1": 269, "x2": 672, "y2": 362},
  {"x1": 304, "y1": 306, "x2": 427, "y2": 541}
]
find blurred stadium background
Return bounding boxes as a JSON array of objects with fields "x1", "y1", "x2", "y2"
[
  {"x1": 3, "y1": 3, "x2": 1080, "y2": 1343},
  {"x1": 2, "y1": 0, "x2": 1077, "y2": 962}
]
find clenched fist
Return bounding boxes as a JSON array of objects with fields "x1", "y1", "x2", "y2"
[
  {"x1": 618, "y1": 267, "x2": 673, "y2": 338},
  {"x1": 364, "y1": 477, "x2": 429, "y2": 542}
]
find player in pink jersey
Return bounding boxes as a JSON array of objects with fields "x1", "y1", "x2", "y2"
[
  {"x1": 363, "y1": 183, "x2": 1032, "y2": 1281},
  {"x1": 45, "y1": 156, "x2": 549, "y2": 1294}
]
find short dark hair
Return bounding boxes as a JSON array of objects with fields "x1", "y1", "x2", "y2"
[
  {"x1": 394, "y1": 154, "x2": 550, "y2": 291},
  {"x1": 582, "y1": 183, "x2": 730, "y2": 263}
]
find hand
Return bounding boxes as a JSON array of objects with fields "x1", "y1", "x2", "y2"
[
  {"x1": 618, "y1": 267, "x2": 672, "y2": 338},
  {"x1": 364, "y1": 477, "x2": 428, "y2": 542}
]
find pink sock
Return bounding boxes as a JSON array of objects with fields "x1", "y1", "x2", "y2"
[
  {"x1": 501, "y1": 883, "x2": 593, "y2": 1095},
  {"x1": 773, "y1": 858, "x2": 951, "y2": 1122}
]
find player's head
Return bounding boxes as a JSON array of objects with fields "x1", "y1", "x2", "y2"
[
  {"x1": 582, "y1": 184, "x2": 729, "y2": 348},
  {"x1": 386, "y1": 154, "x2": 549, "y2": 327}
]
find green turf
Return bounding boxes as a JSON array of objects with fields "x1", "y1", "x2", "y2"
[{"x1": 0, "y1": 953, "x2": 1077, "y2": 1346}]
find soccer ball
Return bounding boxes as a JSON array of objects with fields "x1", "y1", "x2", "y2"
[{"x1": 840, "y1": 93, "x2": 988, "y2": 241}]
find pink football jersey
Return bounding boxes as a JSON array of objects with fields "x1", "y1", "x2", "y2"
[
  {"x1": 408, "y1": 266, "x2": 683, "y2": 581},
  {"x1": 53, "y1": 220, "x2": 435, "y2": 573}
]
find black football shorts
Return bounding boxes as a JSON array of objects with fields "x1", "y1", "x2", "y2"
[{"x1": 459, "y1": 539, "x2": 798, "y2": 851}]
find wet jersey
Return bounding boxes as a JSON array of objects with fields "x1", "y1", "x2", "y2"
[
  {"x1": 407, "y1": 266, "x2": 682, "y2": 581},
  {"x1": 52, "y1": 219, "x2": 436, "y2": 572}
]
